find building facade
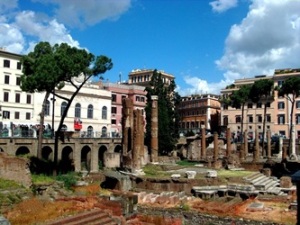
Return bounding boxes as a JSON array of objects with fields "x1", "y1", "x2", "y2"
[
  {"x1": 220, "y1": 69, "x2": 300, "y2": 140},
  {"x1": 128, "y1": 69, "x2": 174, "y2": 87},
  {"x1": 178, "y1": 94, "x2": 221, "y2": 134},
  {"x1": 0, "y1": 49, "x2": 114, "y2": 138},
  {"x1": 101, "y1": 81, "x2": 147, "y2": 137}
]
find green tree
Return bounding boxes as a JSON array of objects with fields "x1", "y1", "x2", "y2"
[
  {"x1": 21, "y1": 42, "x2": 113, "y2": 174},
  {"x1": 250, "y1": 79, "x2": 274, "y2": 154},
  {"x1": 278, "y1": 76, "x2": 300, "y2": 155},
  {"x1": 230, "y1": 85, "x2": 252, "y2": 142},
  {"x1": 145, "y1": 70, "x2": 181, "y2": 155}
]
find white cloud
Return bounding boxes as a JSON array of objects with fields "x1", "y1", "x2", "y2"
[
  {"x1": 216, "y1": 0, "x2": 300, "y2": 83},
  {"x1": 209, "y1": 0, "x2": 238, "y2": 13},
  {"x1": 33, "y1": 0, "x2": 132, "y2": 28}
]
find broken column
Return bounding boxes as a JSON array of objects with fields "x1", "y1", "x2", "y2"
[
  {"x1": 201, "y1": 127, "x2": 206, "y2": 159},
  {"x1": 267, "y1": 129, "x2": 271, "y2": 159},
  {"x1": 213, "y1": 132, "x2": 219, "y2": 162},
  {"x1": 132, "y1": 109, "x2": 144, "y2": 171},
  {"x1": 253, "y1": 129, "x2": 260, "y2": 162},
  {"x1": 226, "y1": 127, "x2": 231, "y2": 157},
  {"x1": 244, "y1": 129, "x2": 248, "y2": 158},
  {"x1": 151, "y1": 95, "x2": 158, "y2": 162}
]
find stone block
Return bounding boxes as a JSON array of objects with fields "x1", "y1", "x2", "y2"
[
  {"x1": 185, "y1": 171, "x2": 197, "y2": 179},
  {"x1": 171, "y1": 174, "x2": 181, "y2": 180},
  {"x1": 280, "y1": 176, "x2": 292, "y2": 188}
]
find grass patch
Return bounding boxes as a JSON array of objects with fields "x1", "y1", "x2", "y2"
[
  {"x1": 143, "y1": 164, "x2": 167, "y2": 177},
  {"x1": 176, "y1": 160, "x2": 198, "y2": 166},
  {"x1": 217, "y1": 169, "x2": 255, "y2": 178},
  {"x1": 0, "y1": 178, "x2": 22, "y2": 189},
  {"x1": 31, "y1": 174, "x2": 55, "y2": 185}
]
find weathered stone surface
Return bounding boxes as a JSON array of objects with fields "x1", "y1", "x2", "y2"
[
  {"x1": 280, "y1": 176, "x2": 292, "y2": 188},
  {"x1": 0, "y1": 152, "x2": 32, "y2": 188}
]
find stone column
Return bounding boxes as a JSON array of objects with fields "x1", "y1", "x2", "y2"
[
  {"x1": 201, "y1": 127, "x2": 206, "y2": 159},
  {"x1": 132, "y1": 109, "x2": 143, "y2": 171},
  {"x1": 213, "y1": 132, "x2": 218, "y2": 162},
  {"x1": 267, "y1": 130, "x2": 271, "y2": 159},
  {"x1": 282, "y1": 146, "x2": 287, "y2": 161},
  {"x1": 290, "y1": 124, "x2": 298, "y2": 160},
  {"x1": 278, "y1": 136, "x2": 283, "y2": 159},
  {"x1": 151, "y1": 96, "x2": 158, "y2": 162},
  {"x1": 239, "y1": 130, "x2": 246, "y2": 161},
  {"x1": 253, "y1": 129, "x2": 260, "y2": 162},
  {"x1": 244, "y1": 129, "x2": 248, "y2": 158},
  {"x1": 226, "y1": 128, "x2": 231, "y2": 157}
]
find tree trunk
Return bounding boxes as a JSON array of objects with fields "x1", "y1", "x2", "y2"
[{"x1": 37, "y1": 92, "x2": 50, "y2": 159}]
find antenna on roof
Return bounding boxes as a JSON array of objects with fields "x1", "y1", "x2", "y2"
[{"x1": 119, "y1": 72, "x2": 122, "y2": 83}]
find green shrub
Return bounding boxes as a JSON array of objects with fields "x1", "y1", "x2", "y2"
[{"x1": 56, "y1": 172, "x2": 79, "y2": 189}]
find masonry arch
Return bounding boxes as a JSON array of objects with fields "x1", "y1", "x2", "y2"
[
  {"x1": 98, "y1": 145, "x2": 108, "y2": 169},
  {"x1": 41, "y1": 146, "x2": 53, "y2": 161},
  {"x1": 114, "y1": 144, "x2": 122, "y2": 153},
  {"x1": 16, "y1": 146, "x2": 30, "y2": 156},
  {"x1": 81, "y1": 146, "x2": 91, "y2": 171},
  {"x1": 59, "y1": 146, "x2": 74, "y2": 173}
]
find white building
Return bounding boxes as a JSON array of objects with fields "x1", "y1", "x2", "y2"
[{"x1": 0, "y1": 49, "x2": 113, "y2": 138}]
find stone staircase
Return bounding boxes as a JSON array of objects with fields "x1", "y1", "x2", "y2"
[
  {"x1": 46, "y1": 209, "x2": 119, "y2": 225},
  {"x1": 243, "y1": 172, "x2": 286, "y2": 196}
]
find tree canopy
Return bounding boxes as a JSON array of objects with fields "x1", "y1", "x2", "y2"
[
  {"x1": 145, "y1": 70, "x2": 181, "y2": 155},
  {"x1": 278, "y1": 76, "x2": 300, "y2": 154},
  {"x1": 21, "y1": 41, "x2": 113, "y2": 174}
]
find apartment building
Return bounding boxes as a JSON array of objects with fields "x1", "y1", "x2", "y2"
[
  {"x1": 220, "y1": 68, "x2": 300, "y2": 140},
  {"x1": 100, "y1": 81, "x2": 147, "y2": 137},
  {"x1": 128, "y1": 69, "x2": 174, "y2": 87},
  {"x1": 0, "y1": 49, "x2": 112, "y2": 137},
  {"x1": 178, "y1": 94, "x2": 221, "y2": 134}
]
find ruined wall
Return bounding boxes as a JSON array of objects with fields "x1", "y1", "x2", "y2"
[{"x1": 0, "y1": 153, "x2": 32, "y2": 188}]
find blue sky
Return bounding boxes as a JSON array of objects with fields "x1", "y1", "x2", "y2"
[{"x1": 1, "y1": 0, "x2": 300, "y2": 95}]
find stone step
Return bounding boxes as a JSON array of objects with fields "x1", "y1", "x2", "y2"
[
  {"x1": 46, "y1": 209, "x2": 117, "y2": 225},
  {"x1": 251, "y1": 175, "x2": 269, "y2": 185}
]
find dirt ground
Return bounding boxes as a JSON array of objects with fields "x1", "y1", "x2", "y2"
[{"x1": 3, "y1": 184, "x2": 297, "y2": 225}]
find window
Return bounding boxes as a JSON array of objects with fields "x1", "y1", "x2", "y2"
[
  {"x1": 3, "y1": 111, "x2": 10, "y2": 119},
  {"x1": 112, "y1": 119, "x2": 117, "y2": 125},
  {"x1": 26, "y1": 112, "x2": 31, "y2": 120},
  {"x1": 266, "y1": 115, "x2": 271, "y2": 122},
  {"x1": 14, "y1": 112, "x2": 20, "y2": 119},
  {"x1": 15, "y1": 93, "x2": 20, "y2": 103},
  {"x1": 257, "y1": 102, "x2": 262, "y2": 108},
  {"x1": 236, "y1": 116, "x2": 241, "y2": 123},
  {"x1": 278, "y1": 102, "x2": 285, "y2": 109},
  {"x1": 16, "y1": 77, "x2": 21, "y2": 86},
  {"x1": 223, "y1": 116, "x2": 228, "y2": 126},
  {"x1": 122, "y1": 95, "x2": 126, "y2": 100},
  {"x1": 296, "y1": 114, "x2": 300, "y2": 124},
  {"x1": 26, "y1": 94, "x2": 31, "y2": 104},
  {"x1": 297, "y1": 101, "x2": 300, "y2": 109},
  {"x1": 87, "y1": 104, "x2": 93, "y2": 119},
  {"x1": 111, "y1": 107, "x2": 117, "y2": 114},
  {"x1": 279, "y1": 131, "x2": 286, "y2": 137},
  {"x1": 3, "y1": 59, "x2": 10, "y2": 68},
  {"x1": 248, "y1": 115, "x2": 253, "y2": 123},
  {"x1": 4, "y1": 75, "x2": 9, "y2": 84},
  {"x1": 17, "y1": 62, "x2": 22, "y2": 70},
  {"x1": 87, "y1": 126, "x2": 93, "y2": 137},
  {"x1": 61, "y1": 102, "x2": 68, "y2": 116},
  {"x1": 112, "y1": 94, "x2": 117, "y2": 102},
  {"x1": 223, "y1": 104, "x2": 228, "y2": 110},
  {"x1": 3, "y1": 92, "x2": 9, "y2": 102},
  {"x1": 44, "y1": 100, "x2": 50, "y2": 116},
  {"x1": 75, "y1": 103, "x2": 81, "y2": 118},
  {"x1": 278, "y1": 80, "x2": 284, "y2": 88},
  {"x1": 101, "y1": 126, "x2": 107, "y2": 137},
  {"x1": 136, "y1": 96, "x2": 140, "y2": 102},
  {"x1": 257, "y1": 115, "x2": 262, "y2": 123},
  {"x1": 278, "y1": 115, "x2": 285, "y2": 124},
  {"x1": 102, "y1": 106, "x2": 107, "y2": 119},
  {"x1": 265, "y1": 102, "x2": 271, "y2": 107},
  {"x1": 247, "y1": 103, "x2": 253, "y2": 109}
]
